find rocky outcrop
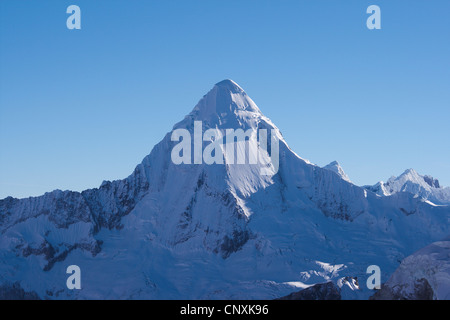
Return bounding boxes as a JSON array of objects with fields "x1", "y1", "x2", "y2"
[
  {"x1": 371, "y1": 278, "x2": 434, "y2": 300},
  {"x1": 0, "y1": 282, "x2": 40, "y2": 300},
  {"x1": 370, "y1": 237, "x2": 450, "y2": 300},
  {"x1": 276, "y1": 282, "x2": 341, "y2": 300}
]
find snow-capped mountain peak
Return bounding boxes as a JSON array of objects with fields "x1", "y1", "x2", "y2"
[
  {"x1": 365, "y1": 168, "x2": 450, "y2": 205},
  {"x1": 392, "y1": 169, "x2": 441, "y2": 190},
  {"x1": 389, "y1": 168, "x2": 423, "y2": 187},
  {"x1": 215, "y1": 79, "x2": 245, "y2": 93},
  {"x1": 323, "y1": 161, "x2": 352, "y2": 183},
  {"x1": 186, "y1": 79, "x2": 263, "y2": 130},
  {"x1": 1, "y1": 80, "x2": 449, "y2": 300}
]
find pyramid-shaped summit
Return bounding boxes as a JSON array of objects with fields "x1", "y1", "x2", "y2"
[
  {"x1": 187, "y1": 79, "x2": 263, "y2": 127},
  {"x1": 215, "y1": 79, "x2": 245, "y2": 92},
  {"x1": 0, "y1": 80, "x2": 449, "y2": 300}
]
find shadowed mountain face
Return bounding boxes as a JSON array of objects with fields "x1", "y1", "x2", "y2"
[
  {"x1": 276, "y1": 282, "x2": 341, "y2": 300},
  {"x1": 1, "y1": 80, "x2": 449, "y2": 300},
  {"x1": 371, "y1": 237, "x2": 450, "y2": 300}
]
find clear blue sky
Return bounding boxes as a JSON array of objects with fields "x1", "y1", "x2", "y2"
[{"x1": 1, "y1": 0, "x2": 449, "y2": 199}]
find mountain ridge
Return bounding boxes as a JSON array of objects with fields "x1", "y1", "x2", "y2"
[{"x1": 365, "y1": 168, "x2": 450, "y2": 205}]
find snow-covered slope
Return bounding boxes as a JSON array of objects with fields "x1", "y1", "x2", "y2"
[
  {"x1": 365, "y1": 168, "x2": 450, "y2": 205},
  {"x1": 1, "y1": 80, "x2": 449, "y2": 300},
  {"x1": 371, "y1": 236, "x2": 450, "y2": 300}
]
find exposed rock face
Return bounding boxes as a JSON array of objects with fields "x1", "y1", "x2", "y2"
[
  {"x1": 0, "y1": 282, "x2": 40, "y2": 300},
  {"x1": 276, "y1": 282, "x2": 341, "y2": 300},
  {"x1": 371, "y1": 278, "x2": 434, "y2": 300},
  {"x1": 423, "y1": 176, "x2": 440, "y2": 189}
]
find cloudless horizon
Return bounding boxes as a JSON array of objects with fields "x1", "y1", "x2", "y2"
[{"x1": 1, "y1": 0, "x2": 449, "y2": 199}]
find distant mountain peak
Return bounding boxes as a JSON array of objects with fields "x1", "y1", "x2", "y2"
[
  {"x1": 403, "y1": 168, "x2": 417, "y2": 174},
  {"x1": 398, "y1": 168, "x2": 420, "y2": 179},
  {"x1": 323, "y1": 161, "x2": 352, "y2": 183},
  {"x1": 389, "y1": 168, "x2": 441, "y2": 189},
  {"x1": 365, "y1": 168, "x2": 450, "y2": 205}
]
